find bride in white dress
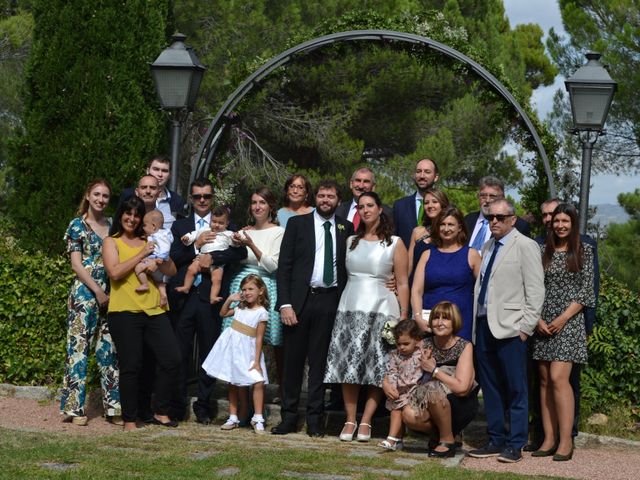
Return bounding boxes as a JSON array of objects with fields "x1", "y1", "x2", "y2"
[{"x1": 324, "y1": 191, "x2": 409, "y2": 443}]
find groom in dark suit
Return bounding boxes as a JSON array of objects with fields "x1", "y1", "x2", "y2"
[{"x1": 273, "y1": 179, "x2": 354, "y2": 437}]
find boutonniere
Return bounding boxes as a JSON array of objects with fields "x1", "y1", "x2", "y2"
[{"x1": 337, "y1": 224, "x2": 345, "y2": 232}]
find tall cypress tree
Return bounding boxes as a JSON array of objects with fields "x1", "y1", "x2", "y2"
[{"x1": 7, "y1": 0, "x2": 170, "y2": 253}]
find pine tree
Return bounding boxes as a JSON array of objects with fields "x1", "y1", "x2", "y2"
[{"x1": 7, "y1": 0, "x2": 170, "y2": 253}]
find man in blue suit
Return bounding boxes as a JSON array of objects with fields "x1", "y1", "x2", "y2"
[
  {"x1": 524, "y1": 198, "x2": 600, "y2": 450},
  {"x1": 393, "y1": 158, "x2": 439, "y2": 248}
]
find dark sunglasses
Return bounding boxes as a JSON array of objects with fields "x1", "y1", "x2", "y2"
[
  {"x1": 486, "y1": 214, "x2": 513, "y2": 222},
  {"x1": 191, "y1": 194, "x2": 213, "y2": 201}
]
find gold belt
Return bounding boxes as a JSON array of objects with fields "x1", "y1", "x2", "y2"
[{"x1": 231, "y1": 319, "x2": 256, "y2": 337}]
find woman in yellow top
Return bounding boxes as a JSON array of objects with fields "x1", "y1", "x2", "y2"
[{"x1": 103, "y1": 196, "x2": 179, "y2": 431}]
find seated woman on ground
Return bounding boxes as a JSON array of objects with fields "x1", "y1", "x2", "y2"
[{"x1": 384, "y1": 301, "x2": 478, "y2": 458}]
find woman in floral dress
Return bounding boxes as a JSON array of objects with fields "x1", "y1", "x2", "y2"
[
  {"x1": 60, "y1": 179, "x2": 120, "y2": 426},
  {"x1": 532, "y1": 203, "x2": 595, "y2": 461}
]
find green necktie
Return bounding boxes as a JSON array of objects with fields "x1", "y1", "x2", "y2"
[
  {"x1": 323, "y1": 221, "x2": 334, "y2": 285},
  {"x1": 417, "y1": 197, "x2": 424, "y2": 226}
]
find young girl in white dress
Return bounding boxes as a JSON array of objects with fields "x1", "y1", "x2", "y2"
[{"x1": 202, "y1": 274, "x2": 269, "y2": 433}]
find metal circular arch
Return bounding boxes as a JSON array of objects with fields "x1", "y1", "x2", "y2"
[{"x1": 192, "y1": 29, "x2": 556, "y2": 197}]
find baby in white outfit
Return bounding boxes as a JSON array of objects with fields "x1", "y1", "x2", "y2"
[
  {"x1": 135, "y1": 210, "x2": 174, "y2": 307},
  {"x1": 175, "y1": 207, "x2": 234, "y2": 303}
]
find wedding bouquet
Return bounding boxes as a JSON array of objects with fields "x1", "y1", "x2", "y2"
[{"x1": 381, "y1": 318, "x2": 399, "y2": 346}]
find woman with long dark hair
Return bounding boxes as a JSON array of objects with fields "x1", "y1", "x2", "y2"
[
  {"x1": 406, "y1": 188, "x2": 450, "y2": 276},
  {"x1": 324, "y1": 191, "x2": 409, "y2": 443},
  {"x1": 61, "y1": 179, "x2": 121, "y2": 426},
  {"x1": 103, "y1": 196, "x2": 180, "y2": 430},
  {"x1": 532, "y1": 203, "x2": 595, "y2": 461}
]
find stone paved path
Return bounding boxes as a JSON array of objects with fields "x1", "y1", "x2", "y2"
[{"x1": 2, "y1": 394, "x2": 640, "y2": 479}]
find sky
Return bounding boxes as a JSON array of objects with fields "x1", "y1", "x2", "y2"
[{"x1": 503, "y1": 0, "x2": 638, "y2": 206}]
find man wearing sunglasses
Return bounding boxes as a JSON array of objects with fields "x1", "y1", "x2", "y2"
[
  {"x1": 167, "y1": 178, "x2": 247, "y2": 425},
  {"x1": 470, "y1": 199, "x2": 544, "y2": 463},
  {"x1": 466, "y1": 176, "x2": 531, "y2": 254}
]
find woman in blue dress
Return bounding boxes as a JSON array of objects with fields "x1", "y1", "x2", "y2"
[
  {"x1": 411, "y1": 207, "x2": 481, "y2": 340},
  {"x1": 60, "y1": 179, "x2": 121, "y2": 426}
]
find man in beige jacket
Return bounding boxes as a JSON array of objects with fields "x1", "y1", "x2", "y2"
[{"x1": 469, "y1": 199, "x2": 544, "y2": 463}]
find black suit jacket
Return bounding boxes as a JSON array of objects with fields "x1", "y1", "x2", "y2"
[
  {"x1": 276, "y1": 212, "x2": 354, "y2": 314},
  {"x1": 465, "y1": 211, "x2": 531, "y2": 240},
  {"x1": 393, "y1": 193, "x2": 418, "y2": 249},
  {"x1": 168, "y1": 214, "x2": 247, "y2": 303}
]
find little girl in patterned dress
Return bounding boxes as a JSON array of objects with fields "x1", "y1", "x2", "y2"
[
  {"x1": 378, "y1": 319, "x2": 425, "y2": 451},
  {"x1": 202, "y1": 274, "x2": 269, "y2": 433}
]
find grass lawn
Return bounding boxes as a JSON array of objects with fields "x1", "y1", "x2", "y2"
[{"x1": 0, "y1": 425, "x2": 561, "y2": 480}]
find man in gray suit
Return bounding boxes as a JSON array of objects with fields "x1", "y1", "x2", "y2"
[{"x1": 469, "y1": 199, "x2": 545, "y2": 463}]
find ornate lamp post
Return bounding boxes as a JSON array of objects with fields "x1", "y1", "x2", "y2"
[
  {"x1": 564, "y1": 52, "x2": 617, "y2": 234},
  {"x1": 150, "y1": 33, "x2": 206, "y2": 192}
]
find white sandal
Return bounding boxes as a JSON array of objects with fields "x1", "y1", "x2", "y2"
[
  {"x1": 339, "y1": 421, "x2": 357, "y2": 442},
  {"x1": 220, "y1": 418, "x2": 240, "y2": 430},
  {"x1": 356, "y1": 422, "x2": 372, "y2": 442},
  {"x1": 378, "y1": 436, "x2": 403, "y2": 451},
  {"x1": 250, "y1": 418, "x2": 265, "y2": 434}
]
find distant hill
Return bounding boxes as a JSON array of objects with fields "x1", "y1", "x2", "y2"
[{"x1": 592, "y1": 204, "x2": 630, "y2": 227}]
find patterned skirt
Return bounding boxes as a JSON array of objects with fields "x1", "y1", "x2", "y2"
[{"x1": 323, "y1": 309, "x2": 391, "y2": 387}]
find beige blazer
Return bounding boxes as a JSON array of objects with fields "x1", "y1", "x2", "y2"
[{"x1": 472, "y1": 230, "x2": 545, "y2": 341}]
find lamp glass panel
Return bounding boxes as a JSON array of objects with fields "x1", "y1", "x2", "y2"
[
  {"x1": 570, "y1": 87, "x2": 613, "y2": 129},
  {"x1": 152, "y1": 69, "x2": 194, "y2": 109}
]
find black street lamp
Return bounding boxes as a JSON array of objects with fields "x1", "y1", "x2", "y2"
[
  {"x1": 150, "y1": 33, "x2": 206, "y2": 192},
  {"x1": 564, "y1": 52, "x2": 617, "y2": 234}
]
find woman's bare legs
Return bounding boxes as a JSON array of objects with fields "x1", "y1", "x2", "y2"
[
  {"x1": 538, "y1": 361, "x2": 558, "y2": 451},
  {"x1": 427, "y1": 398, "x2": 454, "y2": 452},
  {"x1": 341, "y1": 384, "x2": 359, "y2": 436},
  {"x1": 550, "y1": 361, "x2": 574, "y2": 456},
  {"x1": 358, "y1": 386, "x2": 383, "y2": 438}
]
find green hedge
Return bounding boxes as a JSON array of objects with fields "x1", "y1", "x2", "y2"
[
  {"x1": 582, "y1": 275, "x2": 640, "y2": 415},
  {"x1": 0, "y1": 221, "x2": 71, "y2": 385}
]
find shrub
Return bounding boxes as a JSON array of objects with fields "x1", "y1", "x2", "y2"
[
  {"x1": 581, "y1": 275, "x2": 640, "y2": 418},
  {"x1": 0, "y1": 216, "x2": 72, "y2": 385}
]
